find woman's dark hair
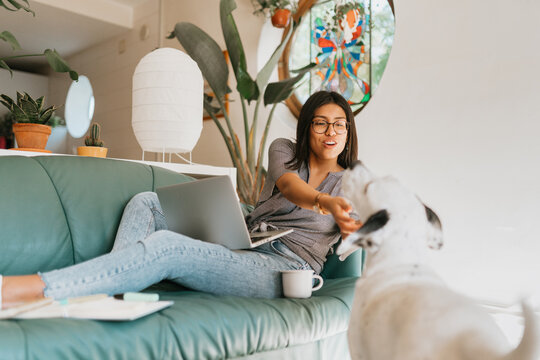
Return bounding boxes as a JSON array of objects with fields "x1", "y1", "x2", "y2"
[{"x1": 286, "y1": 91, "x2": 358, "y2": 170}]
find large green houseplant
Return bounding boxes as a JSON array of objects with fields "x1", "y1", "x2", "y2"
[
  {"x1": 0, "y1": 0, "x2": 77, "y2": 80},
  {"x1": 168, "y1": 0, "x2": 314, "y2": 205}
]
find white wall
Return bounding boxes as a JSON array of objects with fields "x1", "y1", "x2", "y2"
[
  {"x1": 356, "y1": 0, "x2": 540, "y2": 303},
  {"x1": 47, "y1": 0, "x2": 159, "y2": 158}
]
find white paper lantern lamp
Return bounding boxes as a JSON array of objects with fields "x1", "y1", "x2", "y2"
[{"x1": 132, "y1": 48, "x2": 203, "y2": 160}]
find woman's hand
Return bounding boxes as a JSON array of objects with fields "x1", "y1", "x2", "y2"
[
  {"x1": 320, "y1": 195, "x2": 362, "y2": 239},
  {"x1": 275, "y1": 173, "x2": 362, "y2": 238}
]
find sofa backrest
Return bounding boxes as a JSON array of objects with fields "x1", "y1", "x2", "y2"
[
  {"x1": 0, "y1": 155, "x2": 192, "y2": 275},
  {"x1": 0, "y1": 155, "x2": 361, "y2": 279}
]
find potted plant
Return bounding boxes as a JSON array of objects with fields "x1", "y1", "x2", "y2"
[
  {"x1": 252, "y1": 0, "x2": 298, "y2": 28},
  {"x1": 77, "y1": 122, "x2": 108, "y2": 158},
  {"x1": 0, "y1": 92, "x2": 58, "y2": 152},
  {"x1": 169, "y1": 0, "x2": 316, "y2": 205}
]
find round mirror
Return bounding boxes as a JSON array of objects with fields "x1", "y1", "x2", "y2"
[{"x1": 65, "y1": 75, "x2": 95, "y2": 138}]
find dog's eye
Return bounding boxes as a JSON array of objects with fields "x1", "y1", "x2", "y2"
[{"x1": 366, "y1": 240, "x2": 373, "y2": 247}]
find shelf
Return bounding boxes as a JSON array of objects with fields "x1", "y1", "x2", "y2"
[{"x1": 0, "y1": 149, "x2": 237, "y2": 188}]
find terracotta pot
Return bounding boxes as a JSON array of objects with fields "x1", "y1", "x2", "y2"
[
  {"x1": 12, "y1": 123, "x2": 51, "y2": 150},
  {"x1": 77, "y1": 146, "x2": 108, "y2": 158},
  {"x1": 271, "y1": 8, "x2": 291, "y2": 28}
]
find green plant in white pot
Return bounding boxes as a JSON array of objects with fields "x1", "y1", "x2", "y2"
[
  {"x1": 168, "y1": 0, "x2": 315, "y2": 205},
  {"x1": 0, "y1": 92, "x2": 58, "y2": 151}
]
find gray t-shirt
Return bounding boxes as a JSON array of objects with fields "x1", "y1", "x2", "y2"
[{"x1": 245, "y1": 138, "x2": 343, "y2": 274}]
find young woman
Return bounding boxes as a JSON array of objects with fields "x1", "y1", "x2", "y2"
[{"x1": 0, "y1": 91, "x2": 361, "y2": 308}]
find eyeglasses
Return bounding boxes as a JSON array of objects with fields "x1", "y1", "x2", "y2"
[{"x1": 311, "y1": 119, "x2": 349, "y2": 135}]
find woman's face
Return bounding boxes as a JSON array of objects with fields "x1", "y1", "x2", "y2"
[{"x1": 309, "y1": 103, "x2": 348, "y2": 164}]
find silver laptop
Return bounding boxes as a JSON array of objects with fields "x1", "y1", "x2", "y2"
[{"x1": 156, "y1": 176, "x2": 293, "y2": 250}]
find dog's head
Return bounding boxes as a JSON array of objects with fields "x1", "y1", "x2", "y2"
[{"x1": 337, "y1": 161, "x2": 443, "y2": 260}]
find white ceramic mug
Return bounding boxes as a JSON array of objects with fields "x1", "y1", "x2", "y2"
[{"x1": 281, "y1": 270, "x2": 324, "y2": 298}]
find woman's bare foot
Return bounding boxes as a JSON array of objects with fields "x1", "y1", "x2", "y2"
[{"x1": 1, "y1": 275, "x2": 46, "y2": 309}]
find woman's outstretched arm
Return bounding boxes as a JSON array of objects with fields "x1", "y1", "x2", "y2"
[{"x1": 276, "y1": 173, "x2": 361, "y2": 238}]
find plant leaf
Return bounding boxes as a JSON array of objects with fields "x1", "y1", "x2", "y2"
[
  {"x1": 220, "y1": 0, "x2": 259, "y2": 101},
  {"x1": 255, "y1": 19, "x2": 296, "y2": 96},
  {"x1": 25, "y1": 92, "x2": 38, "y2": 108},
  {"x1": 263, "y1": 63, "x2": 317, "y2": 105},
  {"x1": 4, "y1": 0, "x2": 34, "y2": 14},
  {"x1": 35, "y1": 95, "x2": 44, "y2": 110},
  {"x1": 0, "y1": 99, "x2": 12, "y2": 111},
  {"x1": 0, "y1": 60, "x2": 13, "y2": 77},
  {"x1": 11, "y1": 103, "x2": 27, "y2": 122},
  {"x1": 41, "y1": 104, "x2": 57, "y2": 113},
  {"x1": 40, "y1": 107, "x2": 54, "y2": 124},
  {"x1": 172, "y1": 22, "x2": 230, "y2": 99},
  {"x1": 0, "y1": 94, "x2": 14, "y2": 110},
  {"x1": 16, "y1": 91, "x2": 24, "y2": 103},
  {"x1": 44, "y1": 49, "x2": 78, "y2": 81},
  {"x1": 0, "y1": 30, "x2": 21, "y2": 50},
  {"x1": 20, "y1": 98, "x2": 38, "y2": 122},
  {"x1": 0, "y1": 0, "x2": 19, "y2": 11}
]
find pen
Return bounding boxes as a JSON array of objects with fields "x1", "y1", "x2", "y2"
[
  {"x1": 58, "y1": 293, "x2": 108, "y2": 305},
  {"x1": 114, "y1": 292, "x2": 159, "y2": 302}
]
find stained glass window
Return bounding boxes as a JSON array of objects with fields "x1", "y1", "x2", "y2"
[{"x1": 283, "y1": 0, "x2": 394, "y2": 115}]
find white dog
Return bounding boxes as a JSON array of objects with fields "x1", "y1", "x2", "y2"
[{"x1": 336, "y1": 161, "x2": 539, "y2": 360}]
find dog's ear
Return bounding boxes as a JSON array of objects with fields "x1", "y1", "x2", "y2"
[
  {"x1": 337, "y1": 209, "x2": 389, "y2": 261},
  {"x1": 359, "y1": 209, "x2": 389, "y2": 235},
  {"x1": 354, "y1": 209, "x2": 389, "y2": 250},
  {"x1": 424, "y1": 205, "x2": 443, "y2": 250}
]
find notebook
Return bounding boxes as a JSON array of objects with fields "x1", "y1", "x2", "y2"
[
  {"x1": 1, "y1": 297, "x2": 174, "y2": 321},
  {"x1": 156, "y1": 176, "x2": 293, "y2": 250}
]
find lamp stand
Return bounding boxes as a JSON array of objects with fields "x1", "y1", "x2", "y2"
[{"x1": 141, "y1": 150, "x2": 193, "y2": 165}]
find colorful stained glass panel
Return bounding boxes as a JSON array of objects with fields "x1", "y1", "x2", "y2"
[{"x1": 288, "y1": 0, "x2": 394, "y2": 114}]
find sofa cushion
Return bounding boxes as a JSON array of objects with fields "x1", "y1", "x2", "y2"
[
  {"x1": 0, "y1": 277, "x2": 356, "y2": 359},
  {"x1": 34, "y1": 156, "x2": 156, "y2": 263}
]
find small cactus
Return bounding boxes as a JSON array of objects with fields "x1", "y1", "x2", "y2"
[{"x1": 85, "y1": 123, "x2": 104, "y2": 147}]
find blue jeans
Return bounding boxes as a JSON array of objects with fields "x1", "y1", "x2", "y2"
[{"x1": 40, "y1": 192, "x2": 310, "y2": 299}]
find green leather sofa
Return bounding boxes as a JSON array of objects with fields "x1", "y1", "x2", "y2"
[{"x1": 0, "y1": 155, "x2": 362, "y2": 359}]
